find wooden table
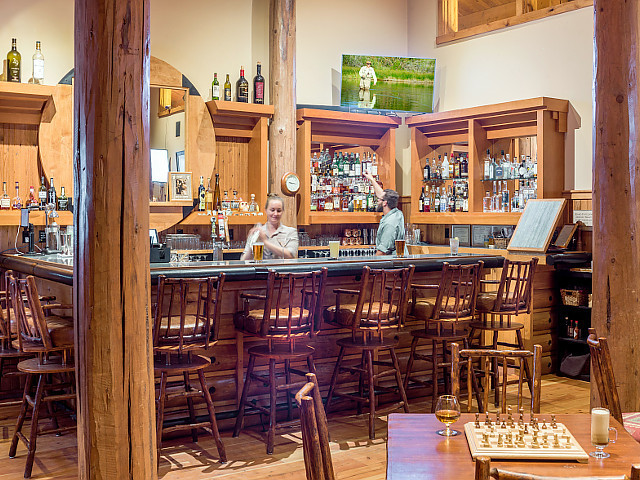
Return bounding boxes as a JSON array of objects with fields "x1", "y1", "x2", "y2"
[{"x1": 387, "y1": 413, "x2": 640, "y2": 479}]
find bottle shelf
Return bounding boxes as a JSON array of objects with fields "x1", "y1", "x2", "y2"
[
  {"x1": 0, "y1": 210, "x2": 73, "y2": 226},
  {"x1": 409, "y1": 211, "x2": 521, "y2": 225},
  {"x1": 307, "y1": 211, "x2": 383, "y2": 225},
  {"x1": 179, "y1": 211, "x2": 265, "y2": 226},
  {"x1": 481, "y1": 176, "x2": 537, "y2": 182},
  {"x1": 0, "y1": 82, "x2": 54, "y2": 125},
  {"x1": 558, "y1": 336, "x2": 588, "y2": 345}
]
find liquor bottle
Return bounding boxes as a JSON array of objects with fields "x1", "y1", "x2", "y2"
[
  {"x1": 12, "y1": 182, "x2": 22, "y2": 210},
  {"x1": 48, "y1": 177, "x2": 57, "y2": 207},
  {"x1": 38, "y1": 176, "x2": 47, "y2": 210},
  {"x1": 57, "y1": 186, "x2": 68, "y2": 211},
  {"x1": 462, "y1": 183, "x2": 469, "y2": 212},
  {"x1": 501, "y1": 181, "x2": 510, "y2": 213},
  {"x1": 453, "y1": 156, "x2": 460, "y2": 179},
  {"x1": 205, "y1": 177, "x2": 213, "y2": 213},
  {"x1": 27, "y1": 185, "x2": 38, "y2": 209},
  {"x1": 1, "y1": 183, "x2": 10, "y2": 210},
  {"x1": 224, "y1": 74, "x2": 231, "y2": 101},
  {"x1": 198, "y1": 176, "x2": 206, "y2": 211},
  {"x1": 221, "y1": 190, "x2": 230, "y2": 212},
  {"x1": 236, "y1": 66, "x2": 249, "y2": 103},
  {"x1": 423, "y1": 158, "x2": 430, "y2": 181},
  {"x1": 32, "y1": 41, "x2": 44, "y2": 85},
  {"x1": 565, "y1": 317, "x2": 573, "y2": 337},
  {"x1": 483, "y1": 191, "x2": 491, "y2": 213},
  {"x1": 573, "y1": 320, "x2": 580, "y2": 340},
  {"x1": 253, "y1": 61, "x2": 265, "y2": 104},
  {"x1": 440, "y1": 187, "x2": 447, "y2": 213},
  {"x1": 441, "y1": 154, "x2": 449, "y2": 179},
  {"x1": 484, "y1": 149, "x2": 491, "y2": 180},
  {"x1": 249, "y1": 193, "x2": 258, "y2": 212},
  {"x1": 419, "y1": 187, "x2": 425, "y2": 212},
  {"x1": 461, "y1": 155, "x2": 468, "y2": 178},
  {"x1": 448, "y1": 186, "x2": 455, "y2": 212},
  {"x1": 212, "y1": 73, "x2": 220, "y2": 100},
  {"x1": 212, "y1": 173, "x2": 222, "y2": 212},
  {"x1": 434, "y1": 188, "x2": 440, "y2": 213},
  {"x1": 424, "y1": 186, "x2": 431, "y2": 212},
  {"x1": 7, "y1": 38, "x2": 21, "y2": 83},
  {"x1": 231, "y1": 190, "x2": 240, "y2": 212},
  {"x1": 495, "y1": 151, "x2": 504, "y2": 180}
]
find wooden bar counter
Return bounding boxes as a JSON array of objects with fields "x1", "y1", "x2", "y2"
[{"x1": 0, "y1": 252, "x2": 508, "y2": 431}]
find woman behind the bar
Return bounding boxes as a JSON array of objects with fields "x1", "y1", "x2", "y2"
[{"x1": 241, "y1": 194, "x2": 298, "y2": 260}]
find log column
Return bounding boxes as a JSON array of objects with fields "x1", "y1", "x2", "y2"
[
  {"x1": 269, "y1": 0, "x2": 297, "y2": 227},
  {"x1": 593, "y1": 0, "x2": 640, "y2": 412},
  {"x1": 74, "y1": 0, "x2": 156, "y2": 478}
]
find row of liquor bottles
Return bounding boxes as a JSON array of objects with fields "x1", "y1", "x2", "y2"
[
  {"x1": 482, "y1": 180, "x2": 537, "y2": 213},
  {"x1": 310, "y1": 192, "x2": 377, "y2": 213},
  {"x1": 311, "y1": 150, "x2": 380, "y2": 181},
  {"x1": 422, "y1": 154, "x2": 469, "y2": 181},
  {"x1": 5, "y1": 38, "x2": 45, "y2": 84},
  {"x1": 211, "y1": 62, "x2": 265, "y2": 104},
  {"x1": 196, "y1": 174, "x2": 260, "y2": 215},
  {"x1": 483, "y1": 150, "x2": 537, "y2": 181},
  {"x1": 0, "y1": 177, "x2": 69, "y2": 211},
  {"x1": 418, "y1": 181, "x2": 469, "y2": 213}
]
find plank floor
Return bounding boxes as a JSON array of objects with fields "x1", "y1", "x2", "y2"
[{"x1": 0, "y1": 375, "x2": 590, "y2": 479}]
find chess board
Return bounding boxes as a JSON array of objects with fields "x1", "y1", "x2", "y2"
[{"x1": 464, "y1": 416, "x2": 589, "y2": 462}]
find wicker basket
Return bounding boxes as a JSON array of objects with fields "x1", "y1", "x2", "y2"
[
  {"x1": 493, "y1": 237, "x2": 509, "y2": 249},
  {"x1": 560, "y1": 289, "x2": 589, "y2": 307}
]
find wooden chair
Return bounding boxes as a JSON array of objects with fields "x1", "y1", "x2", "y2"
[
  {"x1": 7, "y1": 274, "x2": 76, "y2": 479},
  {"x1": 588, "y1": 328, "x2": 640, "y2": 443},
  {"x1": 468, "y1": 258, "x2": 538, "y2": 404},
  {"x1": 323, "y1": 265, "x2": 414, "y2": 439},
  {"x1": 295, "y1": 372, "x2": 335, "y2": 480},
  {"x1": 451, "y1": 342, "x2": 541, "y2": 414},
  {"x1": 404, "y1": 261, "x2": 483, "y2": 411},
  {"x1": 233, "y1": 267, "x2": 328, "y2": 454},
  {"x1": 154, "y1": 274, "x2": 227, "y2": 467},
  {"x1": 475, "y1": 456, "x2": 640, "y2": 480}
]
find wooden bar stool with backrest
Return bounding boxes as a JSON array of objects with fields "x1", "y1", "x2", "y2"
[
  {"x1": 233, "y1": 267, "x2": 328, "y2": 454},
  {"x1": 7, "y1": 274, "x2": 76, "y2": 479},
  {"x1": 468, "y1": 258, "x2": 538, "y2": 405},
  {"x1": 154, "y1": 274, "x2": 227, "y2": 467},
  {"x1": 451, "y1": 342, "x2": 541, "y2": 415},
  {"x1": 588, "y1": 328, "x2": 640, "y2": 443},
  {"x1": 404, "y1": 261, "x2": 483, "y2": 411},
  {"x1": 323, "y1": 265, "x2": 414, "y2": 440}
]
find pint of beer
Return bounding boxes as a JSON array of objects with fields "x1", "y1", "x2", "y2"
[
  {"x1": 253, "y1": 242, "x2": 264, "y2": 261},
  {"x1": 395, "y1": 239, "x2": 406, "y2": 257}
]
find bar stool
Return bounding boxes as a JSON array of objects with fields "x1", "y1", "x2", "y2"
[
  {"x1": 233, "y1": 267, "x2": 327, "y2": 454},
  {"x1": 324, "y1": 265, "x2": 414, "y2": 440},
  {"x1": 154, "y1": 274, "x2": 227, "y2": 467},
  {"x1": 7, "y1": 274, "x2": 76, "y2": 479},
  {"x1": 468, "y1": 258, "x2": 538, "y2": 404},
  {"x1": 404, "y1": 261, "x2": 484, "y2": 411}
]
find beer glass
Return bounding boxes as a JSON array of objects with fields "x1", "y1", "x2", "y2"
[
  {"x1": 253, "y1": 242, "x2": 264, "y2": 262},
  {"x1": 590, "y1": 407, "x2": 617, "y2": 458},
  {"x1": 328, "y1": 240, "x2": 340, "y2": 259},
  {"x1": 449, "y1": 237, "x2": 460, "y2": 256},
  {"x1": 395, "y1": 239, "x2": 406, "y2": 257}
]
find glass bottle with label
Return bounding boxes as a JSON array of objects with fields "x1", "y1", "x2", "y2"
[
  {"x1": 483, "y1": 191, "x2": 491, "y2": 212},
  {"x1": 48, "y1": 177, "x2": 57, "y2": 207},
  {"x1": 212, "y1": 174, "x2": 222, "y2": 212},
  {"x1": 205, "y1": 177, "x2": 213, "y2": 213},
  {"x1": 1, "y1": 183, "x2": 10, "y2": 210},
  {"x1": 423, "y1": 158, "x2": 430, "y2": 181},
  {"x1": 32, "y1": 41, "x2": 44, "y2": 85},
  {"x1": 484, "y1": 149, "x2": 491, "y2": 180},
  {"x1": 198, "y1": 176, "x2": 206, "y2": 211},
  {"x1": 57, "y1": 186, "x2": 69, "y2": 211},
  {"x1": 441, "y1": 153, "x2": 450, "y2": 179},
  {"x1": 12, "y1": 182, "x2": 22, "y2": 210},
  {"x1": 236, "y1": 66, "x2": 249, "y2": 102},
  {"x1": 27, "y1": 185, "x2": 38, "y2": 209},
  {"x1": 38, "y1": 176, "x2": 47, "y2": 210},
  {"x1": 249, "y1": 193, "x2": 258, "y2": 213},
  {"x1": 212, "y1": 73, "x2": 220, "y2": 100},
  {"x1": 224, "y1": 74, "x2": 231, "y2": 101},
  {"x1": 7, "y1": 38, "x2": 21, "y2": 83},
  {"x1": 253, "y1": 62, "x2": 264, "y2": 104}
]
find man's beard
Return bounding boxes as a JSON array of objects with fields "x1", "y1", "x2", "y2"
[{"x1": 376, "y1": 204, "x2": 384, "y2": 212}]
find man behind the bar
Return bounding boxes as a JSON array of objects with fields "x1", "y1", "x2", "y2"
[{"x1": 363, "y1": 170, "x2": 406, "y2": 256}]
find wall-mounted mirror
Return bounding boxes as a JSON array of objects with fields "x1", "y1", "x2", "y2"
[{"x1": 150, "y1": 86, "x2": 187, "y2": 201}]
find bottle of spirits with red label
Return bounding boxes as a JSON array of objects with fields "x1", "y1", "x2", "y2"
[
  {"x1": 12, "y1": 182, "x2": 22, "y2": 210},
  {"x1": 253, "y1": 62, "x2": 264, "y2": 104}
]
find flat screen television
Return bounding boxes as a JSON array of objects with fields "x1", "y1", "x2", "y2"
[
  {"x1": 150, "y1": 148, "x2": 170, "y2": 183},
  {"x1": 340, "y1": 54, "x2": 435, "y2": 113}
]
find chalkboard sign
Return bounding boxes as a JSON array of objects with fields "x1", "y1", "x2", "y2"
[{"x1": 507, "y1": 199, "x2": 566, "y2": 253}]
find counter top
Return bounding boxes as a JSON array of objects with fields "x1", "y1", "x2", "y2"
[{"x1": 0, "y1": 252, "x2": 506, "y2": 285}]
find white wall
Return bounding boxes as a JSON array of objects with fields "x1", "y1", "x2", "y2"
[{"x1": 408, "y1": 0, "x2": 594, "y2": 190}]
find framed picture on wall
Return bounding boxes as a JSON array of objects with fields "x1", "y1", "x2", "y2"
[
  {"x1": 176, "y1": 150, "x2": 185, "y2": 171},
  {"x1": 169, "y1": 172, "x2": 192, "y2": 202}
]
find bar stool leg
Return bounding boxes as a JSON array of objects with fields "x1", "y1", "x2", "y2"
[
  {"x1": 156, "y1": 371, "x2": 167, "y2": 469},
  {"x1": 197, "y1": 368, "x2": 227, "y2": 462},
  {"x1": 389, "y1": 347, "x2": 410, "y2": 413},
  {"x1": 366, "y1": 349, "x2": 376, "y2": 439},
  {"x1": 515, "y1": 329, "x2": 533, "y2": 394},
  {"x1": 24, "y1": 373, "x2": 46, "y2": 478},
  {"x1": 306, "y1": 355, "x2": 317, "y2": 376},
  {"x1": 442, "y1": 340, "x2": 450, "y2": 394},
  {"x1": 325, "y1": 346, "x2": 345, "y2": 414},
  {"x1": 431, "y1": 339, "x2": 438, "y2": 412},
  {"x1": 233, "y1": 354, "x2": 256, "y2": 437},
  {"x1": 9, "y1": 373, "x2": 32, "y2": 458},
  {"x1": 183, "y1": 371, "x2": 198, "y2": 442},
  {"x1": 492, "y1": 330, "x2": 499, "y2": 407},
  {"x1": 403, "y1": 335, "x2": 419, "y2": 391},
  {"x1": 267, "y1": 358, "x2": 277, "y2": 454},
  {"x1": 285, "y1": 359, "x2": 292, "y2": 421},
  {"x1": 357, "y1": 351, "x2": 366, "y2": 415}
]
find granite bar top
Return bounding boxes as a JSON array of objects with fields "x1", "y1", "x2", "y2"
[{"x1": 0, "y1": 252, "x2": 505, "y2": 285}]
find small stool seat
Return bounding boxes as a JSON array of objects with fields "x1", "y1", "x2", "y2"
[
  {"x1": 335, "y1": 334, "x2": 400, "y2": 350},
  {"x1": 247, "y1": 343, "x2": 315, "y2": 360},
  {"x1": 468, "y1": 319, "x2": 525, "y2": 332},
  {"x1": 154, "y1": 352, "x2": 210, "y2": 373}
]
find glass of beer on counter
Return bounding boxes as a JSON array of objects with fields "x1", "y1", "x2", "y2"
[
  {"x1": 395, "y1": 239, "x2": 406, "y2": 257},
  {"x1": 253, "y1": 242, "x2": 264, "y2": 262},
  {"x1": 329, "y1": 240, "x2": 340, "y2": 259},
  {"x1": 590, "y1": 407, "x2": 617, "y2": 458}
]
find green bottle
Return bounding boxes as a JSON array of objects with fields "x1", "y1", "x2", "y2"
[
  {"x1": 224, "y1": 74, "x2": 231, "y2": 101},
  {"x1": 7, "y1": 38, "x2": 21, "y2": 82},
  {"x1": 212, "y1": 73, "x2": 220, "y2": 100}
]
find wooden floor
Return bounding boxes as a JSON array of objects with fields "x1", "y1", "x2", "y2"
[{"x1": 0, "y1": 375, "x2": 590, "y2": 479}]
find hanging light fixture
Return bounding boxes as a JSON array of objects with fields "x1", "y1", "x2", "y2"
[{"x1": 159, "y1": 88, "x2": 172, "y2": 111}]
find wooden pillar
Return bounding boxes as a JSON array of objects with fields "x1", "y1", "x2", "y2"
[
  {"x1": 74, "y1": 0, "x2": 156, "y2": 478},
  {"x1": 269, "y1": 0, "x2": 297, "y2": 227},
  {"x1": 593, "y1": 0, "x2": 640, "y2": 412}
]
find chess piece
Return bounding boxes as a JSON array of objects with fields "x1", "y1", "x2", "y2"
[
  {"x1": 475, "y1": 413, "x2": 481, "y2": 428},
  {"x1": 501, "y1": 419, "x2": 507, "y2": 429},
  {"x1": 531, "y1": 432, "x2": 540, "y2": 448},
  {"x1": 497, "y1": 434, "x2": 504, "y2": 447},
  {"x1": 541, "y1": 420, "x2": 547, "y2": 429},
  {"x1": 542, "y1": 434, "x2": 549, "y2": 448},
  {"x1": 485, "y1": 411, "x2": 491, "y2": 426},
  {"x1": 516, "y1": 433, "x2": 525, "y2": 448},
  {"x1": 523, "y1": 424, "x2": 529, "y2": 434},
  {"x1": 482, "y1": 432, "x2": 491, "y2": 448},
  {"x1": 550, "y1": 415, "x2": 557, "y2": 428},
  {"x1": 565, "y1": 436, "x2": 572, "y2": 449},
  {"x1": 507, "y1": 406, "x2": 514, "y2": 427},
  {"x1": 553, "y1": 434, "x2": 561, "y2": 448},
  {"x1": 518, "y1": 408, "x2": 524, "y2": 426}
]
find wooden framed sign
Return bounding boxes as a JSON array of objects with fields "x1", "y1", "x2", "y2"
[
  {"x1": 507, "y1": 199, "x2": 566, "y2": 253},
  {"x1": 553, "y1": 223, "x2": 579, "y2": 249}
]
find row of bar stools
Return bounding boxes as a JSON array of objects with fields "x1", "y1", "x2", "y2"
[
  {"x1": 8, "y1": 273, "x2": 76, "y2": 479},
  {"x1": 233, "y1": 268, "x2": 327, "y2": 454}
]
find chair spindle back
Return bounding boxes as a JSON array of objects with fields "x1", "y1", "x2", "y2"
[
  {"x1": 493, "y1": 258, "x2": 538, "y2": 315},
  {"x1": 587, "y1": 328, "x2": 623, "y2": 425}
]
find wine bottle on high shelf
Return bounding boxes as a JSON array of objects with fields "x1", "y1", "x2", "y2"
[
  {"x1": 12, "y1": 182, "x2": 22, "y2": 210},
  {"x1": 484, "y1": 150, "x2": 491, "y2": 180},
  {"x1": 32, "y1": 41, "x2": 44, "y2": 85},
  {"x1": 212, "y1": 173, "x2": 222, "y2": 212},
  {"x1": 1, "y1": 183, "x2": 10, "y2": 210},
  {"x1": 38, "y1": 176, "x2": 47, "y2": 210},
  {"x1": 212, "y1": 73, "x2": 220, "y2": 100},
  {"x1": 423, "y1": 158, "x2": 430, "y2": 181},
  {"x1": 48, "y1": 177, "x2": 57, "y2": 207},
  {"x1": 224, "y1": 74, "x2": 232, "y2": 101},
  {"x1": 253, "y1": 61, "x2": 265, "y2": 104},
  {"x1": 7, "y1": 38, "x2": 21, "y2": 83},
  {"x1": 198, "y1": 176, "x2": 206, "y2": 211},
  {"x1": 236, "y1": 66, "x2": 249, "y2": 103},
  {"x1": 205, "y1": 177, "x2": 213, "y2": 213},
  {"x1": 58, "y1": 186, "x2": 69, "y2": 211},
  {"x1": 441, "y1": 153, "x2": 450, "y2": 180}
]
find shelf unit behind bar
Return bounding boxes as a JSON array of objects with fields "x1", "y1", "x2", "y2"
[
  {"x1": 407, "y1": 97, "x2": 580, "y2": 226},
  {"x1": 296, "y1": 108, "x2": 401, "y2": 225}
]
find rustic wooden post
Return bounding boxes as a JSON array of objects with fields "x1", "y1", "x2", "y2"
[
  {"x1": 74, "y1": 0, "x2": 156, "y2": 478},
  {"x1": 593, "y1": 0, "x2": 640, "y2": 412},
  {"x1": 269, "y1": 0, "x2": 297, "y2": 227}
]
